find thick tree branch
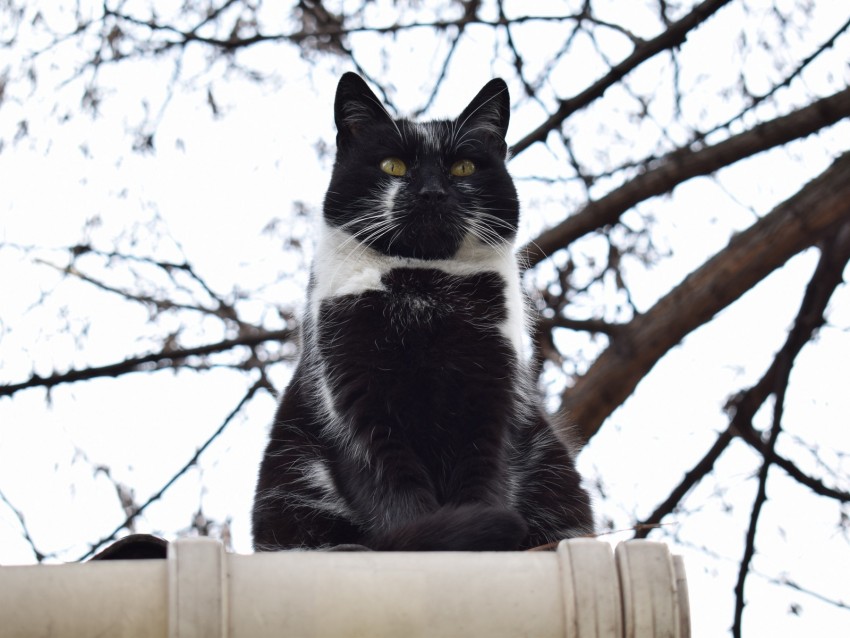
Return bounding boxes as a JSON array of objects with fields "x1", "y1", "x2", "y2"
[
  {"x1": 510, "y1": 0, "x2": 734, "y2": 156},
  {"x1": 562, "y1": 152, "x2": 850, "y2": 443},
  {"x1": 635, "y1": 218, "x2": 850, "y2": 536},
  {"x1": 0, "y1": 328, "x2": 294, "y2": 398},
  {"x1": 520, "y1": 87, "x2": 850, "y2": 269}
]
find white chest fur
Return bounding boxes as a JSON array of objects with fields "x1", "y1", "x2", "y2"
[{"x1": 309, "y1": 223, "x2": 530, "y2": 361}]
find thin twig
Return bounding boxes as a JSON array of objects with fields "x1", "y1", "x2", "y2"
[
  {"x1": 698, "y1": 12, "x2": 850, "y2": 143},
  {"x1": 76, "y1": 376, "x2": 272, "y2": 561},
  {"x1": 0, "y1": 488, "x2": 49, "y2": 563},
  {"x1": 732, "y1": 368, "x2": 786, "y2": 638},
  {"x1": 510, "y1": 0, "x2": 734, "y2": 156},
  {"x1": 0, "y1": 328, "x2": 294, "y2": 398}
]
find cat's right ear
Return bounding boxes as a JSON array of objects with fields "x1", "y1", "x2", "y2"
[
  {"x1": 334, "y1": 72, "x2": 393, "y2": 144},
  {"x1": 456, "y1": 78, "x2": 510, "y2": 157}
]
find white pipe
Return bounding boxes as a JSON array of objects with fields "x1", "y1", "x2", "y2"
[{"x1": 0, "y1": 538, "x2": 690, "y2": 638}]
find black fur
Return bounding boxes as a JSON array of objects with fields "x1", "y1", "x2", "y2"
[{"x1": 252, "y1": 73, "x2": 593, "y2": 551}]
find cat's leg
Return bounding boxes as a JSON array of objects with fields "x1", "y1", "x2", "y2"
[
  {"x1": 252, "y1": 372, "x2": 364, "y2": 550},
  {"x1": 443, "y1": 417, "x2": 512, "y2": 507},
  {"x1": 333, "y1": 418, "x2": 441, "y2": 536},
  {"x1": 510, "y1": 416, "x2": 595, "y2": 549},
  {"x1": 427, "y1": 417, "x2": 528, "y2": 551},
  {"x1": 337, "y1": 433, "x2": 526, "y2": 551},
  {"x1": 252, "y1": 429, "x2": 361, "y2": 550},
  {"x1": 329, "y1": 415, "x2": 530, "y2": 551}
]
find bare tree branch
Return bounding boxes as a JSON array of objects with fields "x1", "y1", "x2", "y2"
[
  {"x1": 780, "y1": 577, "x2": 850, "y2": 612},
  {"x1": 0, "y1": 488, "x2": 49, "y2": 563},
  {"x1": 733, "y1": 336, "x2": 789, "y2": 638},
  {"x1": 101, "y1": 5, "x2": 587, "y2": 53},
  {"x1": 540, "y1": 315, "x2": 625, "y2": 337},
  {"x1": 633, "y1": 426, "x2": 735, "y2": 539},
  {"x1": 520, "y1": 87, "x2": 850, "y2": 269},
  {"x1": 510, "y1": 0, "x2": 735, "y2": 156},
  {"x1": 563, "y1": 152, "x2": 850, "y2": 443},
  {"x1": 699, "y1": 12, "x2": 850, "y2": 142},
  {"x1": 76, "y1": 376, "x2": 271, "y2": 561},
  {"x1": 747, "y1": 440, "x2": 850, "y2": 503},
  {"x1": 0, "y1": 328, "x2": 294, "y2": 398},
  {"x1": 635, "y1": 218, "x2": 850, "y2": 539}
]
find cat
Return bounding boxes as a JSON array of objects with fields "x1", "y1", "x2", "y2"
[{"x1": 252, "y1": 72, "x2": 593, "y2": 551}]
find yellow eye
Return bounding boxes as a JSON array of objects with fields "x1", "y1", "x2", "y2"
[
  {"x1": 380, "y1": 157, "x2": 407, "y2": 176},
  {"x1": 450, "y1": 159, "x2": 476, "y2": 177}
]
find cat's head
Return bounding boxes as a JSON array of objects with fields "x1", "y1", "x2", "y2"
[{"x1": 324, "y1": 72, "x2": 519, "y2": 261}]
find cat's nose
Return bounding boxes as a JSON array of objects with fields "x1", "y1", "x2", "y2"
[{"x1": 418, "y1": 174, "x2": 447, "y2": 202}]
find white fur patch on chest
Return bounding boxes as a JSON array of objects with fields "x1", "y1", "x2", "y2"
[
  {"x1": 310, "y1": 224, "x2": 388, "y2": 319},
  {"x1": 310, "y1": 223, "x2": 530, "y2": 359}
]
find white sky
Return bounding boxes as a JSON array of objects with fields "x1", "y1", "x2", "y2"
[{"x1": 1, "y1": 1, "x2": 849, "y2": 636}]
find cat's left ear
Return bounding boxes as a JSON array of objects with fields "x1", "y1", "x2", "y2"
[
  {"x1": 456, "y1": 79, "x2": 510, "y2": 156},
  {"x1": 334, "y1": 72, "x2": 394, "y2": 144}
]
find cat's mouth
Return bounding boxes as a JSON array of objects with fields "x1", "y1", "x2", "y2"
[{"x1": 378, "y1": 204, "x2": 466, "y2": 260}]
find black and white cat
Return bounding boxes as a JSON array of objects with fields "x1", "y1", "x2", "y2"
[{"x1": 252, "y1": 73, "x2": 593, "y2": 551}]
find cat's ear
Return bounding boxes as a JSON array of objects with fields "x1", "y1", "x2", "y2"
[
  {"x1": 456, "y1": 79, "x2": 510, "y2": 156},
  {"x1": 334, "y1": 72, "x2": 394, "y2": 142}
]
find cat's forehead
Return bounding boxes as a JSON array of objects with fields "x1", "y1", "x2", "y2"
[{"x1": 399, "y1": 119, "x2": 453, "y2": 154}]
